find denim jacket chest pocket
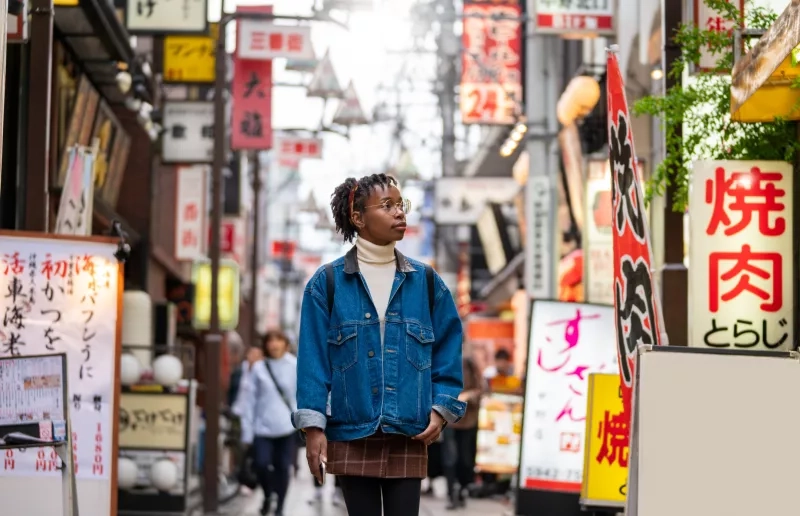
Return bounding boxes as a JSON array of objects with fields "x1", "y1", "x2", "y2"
[
  {"x1": 405, "y1": 323, "x2": 434, "y2": 370},
  {"x1": 327, "y1": 325, "x2": 358, "y2": 371}
]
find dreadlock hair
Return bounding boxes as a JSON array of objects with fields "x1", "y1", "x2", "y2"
[{"x1": 330, "y1": 173, "x2": 398, "y2": 243}]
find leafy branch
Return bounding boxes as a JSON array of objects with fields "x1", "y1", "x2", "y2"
[{"x1": 631, "y1": 0, "x2": 799, "y2": 212}]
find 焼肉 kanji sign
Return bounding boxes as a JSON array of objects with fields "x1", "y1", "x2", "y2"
[{"x1": 689, "y1": 161, "x2": 793, "y2": 351}]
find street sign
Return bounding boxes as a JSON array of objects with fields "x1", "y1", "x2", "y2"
[
  {"x1": 237, "y1": 22, "x2": 313, "y2": 61},
  {"x1": 125, "y1": 0, "x2": 208, "y2": 34},
  {"x1": 163, "y1": 24, "x2": 218, "y2": 83},
  {"x1": 162, "y1": 101, "x2": 215, "y2": 163},
  {"x1": 531, "y1": 0, "x2": 615, "y2": 36},
  {"x1": 434, "y1": 177, "x2": 520, "y2": 225}
]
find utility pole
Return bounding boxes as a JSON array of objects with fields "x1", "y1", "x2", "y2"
[
  {"x1": 436, "y1": 0, "x2": 460, "y2": 279},
  {"x1": 250, "y1": 152, "x2": 263, "y2": 344}
]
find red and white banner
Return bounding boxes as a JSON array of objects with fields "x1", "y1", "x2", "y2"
[
  {"x1": 689, "y1": 160, "x2": 793, "y2": 351},
  {"x1": 232, "y1": 5, "x2": 273, "y2": 151},
  {"x1": 606, "y1": 50, "x2": 668, "y2": 423},
  {"x1": 213, "y1": 217, "x2": 247, "y2": 267},
  {"x1": 276, "y1": 135, "x2": 323, "y2": 168},
  {"x1": 175, "y1": 165, "x2": 207, "y2": 260},
  {"x1": 238, "y1": 22, "x2": 313, "y2": 61},
  {"x1": 460, "y1": 0, "x2": 522, "y2": 125},
  {"x1": 532, "y1": 0, "x2": 614, "y2": 36}
]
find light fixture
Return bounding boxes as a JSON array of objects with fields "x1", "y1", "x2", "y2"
[
  {"x1": 124, "y1": 96, "x2": 142, "y2": 112},
  {"x1": 116, "y1": 62, "x2": 132, "y2": 94},
  {"x1": 650, "y1": 65, "x2": 664, "y2": 81},
  {"x1": 498, "y1": 118, "x2": 527, "y2": 157}
]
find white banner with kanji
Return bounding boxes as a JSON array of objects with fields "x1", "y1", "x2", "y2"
[{"x1": 689, "y1": 160, "x2": 793, "y2": 350}]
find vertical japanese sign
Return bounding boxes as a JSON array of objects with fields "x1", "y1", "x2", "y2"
[
  {"x1": 125, "y1": 0, "x2": 208, "y2": 34},
  {"x1": 528, "y1": 175, "x2": 554, "y2": 299},
  {"x1": 689, "y1": 160, "x2": 793, "y2": 350},
  {"x1": 0, "y1": 234, "x2": 120, "y2": 514},
  {"x1": 163, "y1": 23, "x2": 218, "y2": 83},
  {"x1": 606, "y1": 49, "x2": 667, "y2": 423},
  {"x1": 584, "y1": 159, "x2": 613, "y2": 305},
  {"x1": 694, "y1": 0, "x2": 744, "y2": 72},
  {"x1": 580, "y1": 373, "x2": 627, "y2": 508},
  {"x1": 532, "y1": 0, "x2": 615, "y2": 35},
  {"x1": 460, "y1": 0, "x2": 522, "y2": 125},
  {"x1": 175, "y1": 165, "x2": 207, "y2": 261},
  {"x1": 162, "y1": 101, "x2": 215, "y2": 163},
  {"x1": 518, "y1": 301, "x2": 618, "y2": 493},
  {"x1": 55, "y1": 147, "x2": 95, "y2": 237}
]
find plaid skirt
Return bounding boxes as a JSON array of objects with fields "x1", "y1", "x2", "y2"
[{"x1": 327, "y1": 431, "x2": 428, "y2": 479}]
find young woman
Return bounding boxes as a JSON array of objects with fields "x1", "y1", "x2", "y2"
[
  {"x1": 293, "y1": 174, "x2": 466, "y2": 516},
  {"x1": 239, "y1": 330, "x2": 297, "y2": 516}
]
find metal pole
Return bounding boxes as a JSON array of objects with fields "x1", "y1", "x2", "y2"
[
  {"x1": 659, "y1": 0, "x2": 688, "y2": 345},
  {"x1": 23, "y1": 0, "x2": 53, "y2": 231},
  {"x1": 250, "y1": 152, "x2": 262, "y2": 343}
]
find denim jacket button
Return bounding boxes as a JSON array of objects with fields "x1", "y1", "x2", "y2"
[
  {"x1": 365, "y1": 313, "x2": 372, "y2": 319},
  {"x1": 368, "y1": 351, "x2": 375, "y2": 358}
]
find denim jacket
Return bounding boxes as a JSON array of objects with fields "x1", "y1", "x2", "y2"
[{"x1": 292, "y1": 246, "x2": 466, "y2": 442}]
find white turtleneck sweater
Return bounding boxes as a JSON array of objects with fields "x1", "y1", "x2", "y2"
[{"x1": 355, "y1": 238, "x2": 396, "y2": 339}]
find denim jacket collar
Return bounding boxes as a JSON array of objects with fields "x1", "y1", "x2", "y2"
[{"x1": 343, "y1": 245, "x2": 416, "y2": 274}]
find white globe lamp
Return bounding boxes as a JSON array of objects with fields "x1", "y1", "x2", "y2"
[
  {"x1": 150, "y1": 459, "x2": 178, "y2": 491},
  {"x1": 120, "y1": 354, "x2": 142, "y2": 386},
  {"x1": 152, "y1": 355, "x2": 183, "y2": 387},
  {"x1": 118, "y1": 457, "x2": 138, "y2": 489}
]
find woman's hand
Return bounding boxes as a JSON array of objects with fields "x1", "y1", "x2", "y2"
[
  {"x1": 246, "y1": 346, "x2": 264, "y2": 366},
  {"x1": 413, "y1": 410, "x2": 446, "y2": 446},
  {"x1": 305, "y1": 428, "x2": 327, "y2": 483}
]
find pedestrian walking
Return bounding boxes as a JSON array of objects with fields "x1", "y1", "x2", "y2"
[
  {"x1": 239, "y1": 330, "x2": 297, "y2": 516},
  {"x1": 293, "y1": 174, "x2": 466, "y2": 516}
]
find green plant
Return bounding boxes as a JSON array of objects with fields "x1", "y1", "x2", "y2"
[{"x1": 632, "y1": 0, "x2": 800, "y2": 211}]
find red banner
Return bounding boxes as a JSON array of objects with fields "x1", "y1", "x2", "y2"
[
  {"x1": 606, "y1": 50, "x2": 668, "y2": 424},
  {"x1": 231, "y1": 5, "x2": 273, "y2": 151}
]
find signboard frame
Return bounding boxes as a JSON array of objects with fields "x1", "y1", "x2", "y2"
[
  {"x1": 161, "y1": 101, "x2": 215, "y2": 164},
  {"x1": 530, "y1": 0, "x2": 616, "y2": 37},
  {"x1": 124, "y1": 0, "x2": 209, "y2": 35}
]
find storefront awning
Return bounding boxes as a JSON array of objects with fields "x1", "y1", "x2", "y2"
[{"x1": 55, "y1": 0, "x2": 134, "y2": 104}]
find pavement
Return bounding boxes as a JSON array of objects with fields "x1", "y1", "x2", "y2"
[{"x1": 221, "y1": 459, "x2": 514, "y2": 516}]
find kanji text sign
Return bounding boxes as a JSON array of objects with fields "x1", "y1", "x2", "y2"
[
  {"x1": 125, "y1": 0, "x2": 207, "y2": 33},
  {"x1": 163, "y1": 24, "x2": 218, "y2": 83},
  {"x1": 694, "y1": 0, "x2": 744, "y2": 71},
  {"x1": 519, "y1": 301, "x2": 618, "y2": 494},
  {"x1": 532, "y1": 0, "x2": 615, "y2": 36},
  {"x1": 174, "y1": 165, "x2": 207, "y2": 261},
  {"x1": 689, "y1": 161, "x2": 793, "y2": 350},
  {"x1": 237, "y1": 22, "x2": 312, "y2": 61},
  {"x1": 231, "y1": 58, "x2": 272, "y2": 150}
]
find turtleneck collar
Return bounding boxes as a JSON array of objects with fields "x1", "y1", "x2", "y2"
[{"x1": 356, "y1": 238, "x2": 397, "y2": 265}]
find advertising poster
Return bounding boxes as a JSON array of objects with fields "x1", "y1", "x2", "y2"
[{"x1": 475, "y1": 393, "x2": 523, "y2": 474}]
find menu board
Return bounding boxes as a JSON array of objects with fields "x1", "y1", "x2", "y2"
[
  {"x1": 0, "y1": 355, "x2": 65, "y2": 427},
  {"x1": 475, "y1": 393, "x2": 523, "y2": 474}
]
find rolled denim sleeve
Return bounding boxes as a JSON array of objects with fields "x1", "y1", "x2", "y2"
[
  {"x1": 430, "y1": 271, "x2": 467, "y2": 424},
  {"x1": 292, "y1": 268, "x2": 332, "y2": 432}
]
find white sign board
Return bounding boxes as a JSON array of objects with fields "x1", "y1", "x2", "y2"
[
  {"x1": 276, "y1": 135, "x2": 323, "y2": 168},
  {"x1": 531, "y1": 0, "x2": 615, "y2": 36},
  {"x1": 519, "y1": 301, "x2": 618, "y2": 494},
  {"x1": 175, "y1": 165, "x2": 208, "y2": 260},
  {"x1": 435, "y1": 177, "x2": 520, "y2": 225},
  {"x1": 584, "y1": 159, "x2": 613, "y2": 305},
  {"x1": 526, "y1": 175, "x2": 553, "y2": 299},
  {"x1": 55, "y1": 147, "x2": 95, "y2": 237},
  {"x1": 162, "y1": 101, "x2": 214, "y2": 164},
  {"x1": 237, "y1": 22, "x2": 313, "y2": 61},
  {"x1": 688, "y1": 160, "x2": 793, "y2": 350},
  {"x1": 0, "y1": 234, "x2": 120, "y2": 516},
  {"x1": 694, "y1": 0, "x2": 744, "y2": 71},
  {"x1": 125, "y1": 0, "x2": 208, "y2": 34}
]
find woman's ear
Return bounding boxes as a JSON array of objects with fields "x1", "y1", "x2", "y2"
[{"x1": 351, "y1": 211, "x2": 365, "y2": 229}]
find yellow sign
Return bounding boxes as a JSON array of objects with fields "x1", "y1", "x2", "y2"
[
  {"x1": 580, "y1": 373, "x2": 628, "y2": 509},
  {"x1": 163, "y1": 24, "x2": 218, "y2": 84},
  {"x1": 54, "y1": 0, "x2": 79, "y2": 6},
  {"x1": 732, "y1": 45, "x2": 800, "y2": 123},
  {"x1": 192, "y1": 259, "x2": 240, "y2": 331},
  {"x1": 119, "y1": 393, "x2": 188, "y2": 450}
]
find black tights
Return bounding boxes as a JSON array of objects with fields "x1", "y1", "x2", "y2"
[{"x1": 338, "y1": 476, "x2": 422, "y2": 516}]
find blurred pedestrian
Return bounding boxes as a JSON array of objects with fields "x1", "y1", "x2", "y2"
[{"x1": 293, "y1": 174, "x2": 466, "y2": 516}]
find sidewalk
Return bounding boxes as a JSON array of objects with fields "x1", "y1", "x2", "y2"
[{"x1": 226, "y1": 464, "x2": 513, "y2": 516}]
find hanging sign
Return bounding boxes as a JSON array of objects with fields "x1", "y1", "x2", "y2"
[
  {"x1": 518, "y1": 301, "x2": 618, "y2": 494},
  {"x1": 276, "y1": 135, "x2": 323, "y2": 167},
  {"x1": 231, "y1": 57, "x2": 272, "y2": 150},
  {"x1": 119, "y1": 393, "x2": 188, "y2": 450},
  {"x1": 460, "y1": 0, "x2": 522, "y2": 125},
  {"x1": 163, "y1": 23, "x2": 218, "y2": 83},
  {"x1": 307, "y1": 50, "x2": 344, "y2": 99},
  {"x1": 174, "y1": 165, "x2": 208, "y2": 261},
  {"x1": 688, "y1": 160, "x2": 793, "y2": 350},
  {"x1": 531, "y1": 0, "x2": 615, "y2": 36},
  {"x1": 693, "y1": 0, "x2": 744, "y2": 72},
  {"x1": 584, "y1": 159, "x2": 613, "y2": 305},
  {"x1": 162, "y1": 101, "x2": 214, "y2": 163},
  {"x1": 606, "y1": 48, "x2": 667, "y2": 426},
  {"x1": 125, "y1": 0, "x2": 208, "y2": 34},
  {"x1": 55, "y1": 146, "x2": 95, "y2": 237},
  {"x1": 238, "y1": 22, "x2": 313, "y2": 61},
  {"x1": 332, "y1": 81, "x2": 368, "y2": 126}
]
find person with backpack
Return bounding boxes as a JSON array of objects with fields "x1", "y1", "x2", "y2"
[
  {"x1": 238, "y1": 330, "x2": 297, "y2": 516},
  {"x1": 292, "y1": 174, "x2": 466, "y2": 516}
]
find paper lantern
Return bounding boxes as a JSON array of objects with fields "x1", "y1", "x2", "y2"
[
  {"x1": 118, "y1": 457, "x2": 138, "y2": 489},
  {"x1": 153, "y1": 355, "x2": 183, "y2": 387},
  {"x1": 120, "y1": 354, "x2": 142, "y2": 386},
  {"x1": 150, "y1": 459, "x2": 178, "y2": 491},
  {"x1": 556, "y1": 75, "x2": 601, "y2": 126}
]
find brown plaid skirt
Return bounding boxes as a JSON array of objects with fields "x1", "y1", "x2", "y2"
[{"x1": 327, "y1": 431, "x2": 428, "y2": 479}]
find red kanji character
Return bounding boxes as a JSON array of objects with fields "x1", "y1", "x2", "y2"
[
  {"x1": 249, "y1": 31, "x2": 266, "y2": 51},
  {"x1": 40, "y1": 254, "x2": 70, "y2": 280},
  {"x1": 282, "y1": 140, "x2": 294, "y2": 155},
  {"x1": 307, "y1": 142, "x2": 319, "y2": 156},
  {"x1": 269, "y1": 32, "x2": 283, "y2": 51},
  {"x1": 596, "y1": 409, "x2": 629, "y2": 467},
  {"x1": 76, "y1": 255, "x2": 96, "y2": 277},
  {"x1": 294, "y1": 142, "x2": 304, "y2": 155},
  {"x1": 92, "y1": 463, "x2": 104, "y2": 475},
  {"x1": 184, "y1": 202, "x2": 198, "y2": 222},
  {"x1": 1, "y1": 252, "x2": 25, "y2": 276},
  {"x1": 706, "y1": 16, "x2": 726, "y2": 32},
  {"x1": 709, "y1": 244, "x2": 782, "y2": 312},
  {"x1": 287, "y1": 33, "x2": 303, "y2": 52},
  {"x1": 706, "y1": 166, "x2": 786, "y2": 237},
  {"x1": 182, "y1": 230, "x2": 198, "y2": 248}
]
